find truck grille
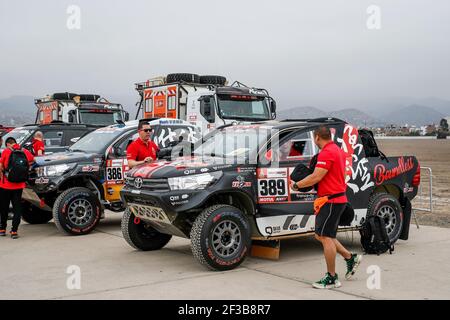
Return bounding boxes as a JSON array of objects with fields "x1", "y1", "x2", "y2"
[{"x1": 125, "y1": 177, "x2": 170, "y2": 192}]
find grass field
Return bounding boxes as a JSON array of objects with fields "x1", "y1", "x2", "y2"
[{"x1": 377, "y1": 138, "x2": 450, "y2": 228}]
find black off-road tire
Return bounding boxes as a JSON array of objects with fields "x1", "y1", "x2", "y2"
[
  {"x1": 367, "y1": 192, "x2": 403, "y2": 243},
  {"x1": 166, "y1": 73, "x2": 200, "y2": 84},
  {"x1": 21, "y1": 201, "x2": 53, "y2": 224},
  {"x1": 200, "y1": 75, "x2": 227, "y2": 85},
  {"x1": 53, "y1": 187, "x2": 102, "y2": 236},
  {"x1": 190, "y1": 205, "x2": 251, "y2": 271},
  {"x1": 121, "y1": 208, "x2": 172, "y2": 251}
]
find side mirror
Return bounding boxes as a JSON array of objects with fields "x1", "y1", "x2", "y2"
[
  {"x1": 270, "y1": 100, "x2": 277, "y2": 114},
  {"x1": 124, "y1": 112, "x2": 130, "y2": 122}
]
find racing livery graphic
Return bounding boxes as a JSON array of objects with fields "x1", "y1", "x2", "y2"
[{"x1": 121, "y1": 118, "x2": 420, "y2": 271}]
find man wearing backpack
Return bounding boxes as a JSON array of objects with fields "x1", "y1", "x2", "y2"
[
  {"x1": 0, "y1": 137, "x2": 34, "y2": 239},
  {"x1": 291, "y1": 126, "x2": 363, "y2": 289}
]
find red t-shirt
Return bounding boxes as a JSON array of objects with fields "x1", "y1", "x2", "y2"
[
  {"x1": 126, "y1": 138, "x2": 159, "y2": 162},
  {"x1": 315, "y1": 141, "x2": 348, "y2": 203},
  {"x1": 32, "y1": 139, "x2": 45, "y2": 156},
  {"x1": 0, "y1": 144, "x2": 34, "y2": 190}
]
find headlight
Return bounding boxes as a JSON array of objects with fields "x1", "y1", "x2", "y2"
[
  {"x1": 36, "y1": 164, "x2": 76, "y2": 177},
  {"x1": 168, "y1": 171, "x2": 222, "y2": 191}
]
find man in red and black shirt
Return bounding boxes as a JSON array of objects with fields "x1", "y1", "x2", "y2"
[
  {"x1": 127, "y1": 121, "x2": 160, "y2": 169},
  {"x1": 0, "y1": 137, "x2": 34, "y2": 239},
  {"x1": 291, "y1": 126, "x2": 362, "y2": 289}
]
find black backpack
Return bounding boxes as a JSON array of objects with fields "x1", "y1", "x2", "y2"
[
  {"x1": 4, "y1": 149, "x2": 30, "y2": 183},
  {"x1": 360, "y1": 215, "x2": 394, "y2": 255}
]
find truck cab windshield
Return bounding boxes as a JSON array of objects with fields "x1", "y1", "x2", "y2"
[
  {"x1": 217, "y1": 94, "x2": 271, "y2": 121},
  {"x1": 79, "y1": 110, "x2": 124, "y2": 126}
]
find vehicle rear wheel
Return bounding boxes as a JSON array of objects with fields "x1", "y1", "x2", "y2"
[
  {"x1": 166, "y1": 73, "x2": 200, "y2": 84},
  {"x1": 190, "y1": 205, "x2": 251, "y2": 271},
  {"x1": 367, "y1": 193, "x2": 403, "y2": 243},
  {"x1": 21, "y1": 201, "x2": 53, "y2": 224},
  {"x1": 121, "y1": 208, "x2": 172, "y2": 251},
  {"x1": 53, "y1": 187, "x2": 102, "y2": 236}
]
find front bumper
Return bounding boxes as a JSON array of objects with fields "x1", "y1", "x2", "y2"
[{"x1": 121, "y1": 187, "x2": 207, "y2": 238}]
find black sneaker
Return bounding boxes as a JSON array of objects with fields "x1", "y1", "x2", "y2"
[
  {"x1": 312, "y1": 272, "x2": 341, "y2": 289},
  {"x1": 10, "y1": 231, "x2": 19, "y2": 239},
  {"x1": 345, "y1": 253, "x2": 363, "y2": 280}
]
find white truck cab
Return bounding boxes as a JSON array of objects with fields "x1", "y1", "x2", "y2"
[
  {"x1": 135, "y1": 74, "x2": 276, "y2": 134},
  {"x1": 35, "y1": 93, "x2": 129, "y2": 126}
]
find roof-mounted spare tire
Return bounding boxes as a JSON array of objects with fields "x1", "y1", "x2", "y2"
[
  {"x1": 166, "y1": 73, "x2": 200, "y2": 84},
  {"x1": 52, "y1": 92, "x2": 79, "y2": 100},
  {"x1": 79, "y1": 94, "x2": 101, "y2": 102},
  {"x1": 200, "y1": 75, "x2": 227, "y2": 86}
]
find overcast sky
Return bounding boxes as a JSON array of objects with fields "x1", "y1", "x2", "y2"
[{"x1": 1, "y1": 0, "x2": 449, "y2": 111}]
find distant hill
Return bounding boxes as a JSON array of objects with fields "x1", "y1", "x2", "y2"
[
  {"x1": 277, "y1": 106, "x2": 383, "y2": 127},
  {"x1": 382, "y1": 105, "x2": 445, "y2": 126},
  {"x1": 0, "y1": 96, "x2": 36, "y2": 125}
]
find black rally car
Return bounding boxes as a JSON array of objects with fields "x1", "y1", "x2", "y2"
[
  {"x1": 120, "y1": 118, "x2": 421, "y2": 271},
  {"x1": 22, "y1": 119, "x2": 200, "y2": 235}
]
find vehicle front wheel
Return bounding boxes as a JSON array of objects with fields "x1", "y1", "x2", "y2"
[
  {"x1": 121, "y1": 208, "x2": 172, "y2": 251},
  {"x1": 190, "y1": 205, "x2": 252, "y2": 271},
  {"x1": 21, "y1": 201, "x2": 53, "y2": 224},
  {"x1": 367, "y1": 192, "x2": 404, "y2": 243},
  {"x1": 53, "y1": 187, "x2": 102, "y2": 236}
]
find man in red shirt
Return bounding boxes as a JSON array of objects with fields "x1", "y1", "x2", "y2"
[
  {"x1": 291, "y1": 126, "x2": 362, "y2": 289},
  {"x1": 31, "y1": 131, "x2": 45, "y2": 156},
  {"x1": 0, "y1": 137, "x2": 34, "y2": 239},
  {"x1": 127, "y1": 121, "x2": 159, "y2": 169}
]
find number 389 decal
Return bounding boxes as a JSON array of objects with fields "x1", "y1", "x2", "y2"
[{"x1": 258, "y1": 179, "x2": 288, "y2": 197}]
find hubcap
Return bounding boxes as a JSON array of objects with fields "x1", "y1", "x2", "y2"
[
  {"x1": 68, "y1": 199, "x2": 93, "y2": 226},
  {"x1": 376, "y1": 205, "x2": 397, "y2": 235},
  {"x1": 212, "y1": 220, "x2": 241, "y2": 258}
]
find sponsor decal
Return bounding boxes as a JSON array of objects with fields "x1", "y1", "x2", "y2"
[
  {"x1": 232, "y1": 175, "x2": 252, "y2": 188},
  {"x1": 237, "y1": 167, "x2": 255, "y2": 173},
  {"x1": 171, "y1": 200, "x2": 189, "y2": 206},
  {"x1": 35, "y1": 177, "x2": 50, "y2": 185},
  {"x1": 337, "y1": 125, "x2": 374, "y2": 193},
  {"x1": 374, "y1": 157, "x2": 415, "y2": 186},
  {"x1": 81, "y1": 165, "x2": 100, "y2": 173},
  {"x1": 200, "y1": 168, "x2": 209, "y2": 173},
  {"x1": 403, "y1": 182, "x2": 414, "y2": 194},
  {"x1": 184, "y1": 169, "x2": 196, "y2": 175},
  {"x1": 93, "y1": 158, "x2": 103, "y2": 164}
]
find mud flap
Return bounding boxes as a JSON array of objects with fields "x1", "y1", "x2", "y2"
[
  {"x1": 251, "y1": 240, "x2": 280, "y2": 260},
  {"x1": 400, "y1": 198, "x2": 412, "y2": 240}
]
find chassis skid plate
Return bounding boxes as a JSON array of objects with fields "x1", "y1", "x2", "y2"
[{"x1": 128, "y1": 203, "x2": 188, "y2": 238}]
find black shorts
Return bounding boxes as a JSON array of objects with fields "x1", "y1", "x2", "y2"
[{"x1": 315, "y1": 203, "x2": 347, "y2": 238}]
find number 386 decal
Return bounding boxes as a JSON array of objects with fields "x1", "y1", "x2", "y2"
[{"x1": 106, "y1": 167, "x2": 123, "y2": 181}]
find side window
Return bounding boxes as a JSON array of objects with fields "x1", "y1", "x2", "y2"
[
  {"x1": 168, "y1": 96, "x2": 176, "y2": 110},
  {"x1": 63, "y1": 129, "x2": 85, "y2": 146},
  {"x1": 277, "y1": 131, "x2": 315, "y2": 162},
  {"x1": 113, "y1": 132, "x2": 138, "y2": 158},
  {"x1": 145, "y1": 98, "x2": 153, "y2": 113},
  {"x1": 44, "y1": 130, "x2": 64, "y2": 147}
]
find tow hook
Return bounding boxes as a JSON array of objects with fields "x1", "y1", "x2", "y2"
[{"x1": 134, "y1": 217, "x2": 141, "y2": 225}]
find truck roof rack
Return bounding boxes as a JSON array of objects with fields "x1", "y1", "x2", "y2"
[{"x1": 280, "y1": 117, "x2": 346, "y2": 123}]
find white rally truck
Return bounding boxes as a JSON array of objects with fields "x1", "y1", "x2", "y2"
[{"x1": 134, "y1": 73, "x2": 277, "y2": 134}]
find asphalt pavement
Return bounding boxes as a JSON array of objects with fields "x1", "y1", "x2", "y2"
[{"x1": 1, "y1": 212, "x2": 449, "y2": 300}]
